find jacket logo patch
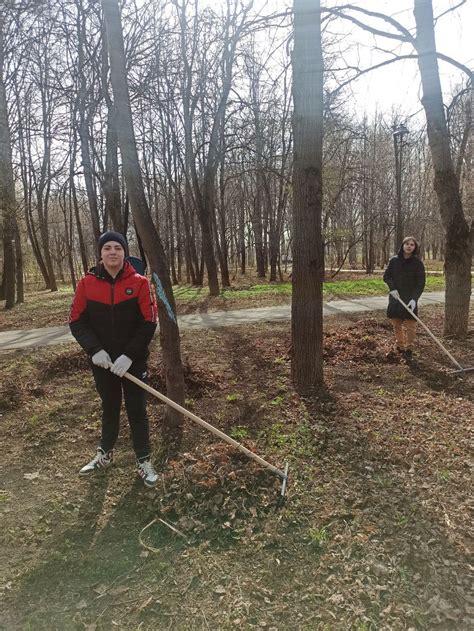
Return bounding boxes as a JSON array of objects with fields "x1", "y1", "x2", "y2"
[{"x1": 125, "y1": 288, "x2": 133, "y2": 295}]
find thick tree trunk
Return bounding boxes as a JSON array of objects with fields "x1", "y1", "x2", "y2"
[
  {"x1": 69, "y1": 141, "x2": 89, "y2": 273},
  {"x1": 24, "y1": 204, "x2": 49, "y2": 288},
  {"x1": 79, "y1": 117, "x2": 101, "y2": 241},
  {"x1": 61, "y1": 185, "x2": 77, "y2": 290},
  {"x1": 104, "y1": 105, "x2": 123, "y2": 233},
  {"x1": 365, "y1": 127, "x2": 376, "y2": 274},
  {"x1": 0, "y1": 22, "x2": 16, "y2": 308},
  {"x1": 198, "y1": 171, "x2": 220, "y2": 295},
  {"x1": 37, "y1": 195, "x2": 58, "y2": 292},
  {"x1": 291, "y1": 0, "x2": 324, "y2": 393},
  {"x1": 239, "y1": 202, "x2": 246, "y2": 275},
  {"x1": 64, "y1": 200, "x2": 77, "y2": 291},
  {"x1": 102, "y1": 0, "x2": 184, "y2": 444},
  {"x1": 414, "y1": 0, "x2": 472, "y2": 339},
  {"x1": 178, "y1": 16, "x2": 219, "y2": 294},
  {"x1": 263, "y1": 180, "x2": 279, "y2": 282},
  {"x1": 252, "y1": 192, "x2": 266, "y2": 278},
  {"x1": 175, "y1": 191, "x2": 182, "y2": 283},
  {"x1": 166, "y1": 190, "x2": 178, "y2": 285},
  {"x1": 216, "y1": 154, "x2": 230, "y2": 287},
  {"x1": 35, "y1": 58, "x2": 57, "y2": 292},
  {"x1": 17, "y1": 89, "x2": 51, "y2": 287},
  {"x1": 77, "y1": 0, "x2": 101, "y2": 242},
  {"x1": 212, "y1": 206, "x2": 230, "y2": 288},
  {"x1": 253, "y1": 105, "x2": 266, "y2": 278},
  {"x1": 14, "y1": 218, "x2": 24, "y2": 303},
  {"x1": 175, "y1": 185, "x2": 199, "y2": 284}
]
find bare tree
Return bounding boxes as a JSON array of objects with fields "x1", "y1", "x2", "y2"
[
  {"x1": 3, "y1": 0, "x2": 467, "y2": 315},
  {"x1": 330, "y1": 1, "x2": 472, "y2": 338},
  {"x1": 101, "y1": 0, "x2": 185, "y2": 445},
  {"x1": 291, "y1": 0, "x2": 324, "y2": 393},
  {"x1": 0, "y1": 10, "x2": 16, "y2": 308},
  {"x1": 413, "y1": 0, "x2": 472, "y2": 338}
]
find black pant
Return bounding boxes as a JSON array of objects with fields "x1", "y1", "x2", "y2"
[{"x1": 91, "y1": 360, "x2": 150, "y2": 460}]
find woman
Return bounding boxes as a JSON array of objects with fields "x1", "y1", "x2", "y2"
[
  {"x1": 383, "y1": 236, "x2": 426, "y2": 359},
  {"x1": 69, "y1": 231, "x2": 159, "y2": 487}
]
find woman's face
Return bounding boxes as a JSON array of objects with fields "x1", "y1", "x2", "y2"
[{"x1": 403, "y1": 240, "x2": 416, "y2": 256}]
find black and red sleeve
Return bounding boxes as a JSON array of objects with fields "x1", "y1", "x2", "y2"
[
  {"x1": 69, "y1": 279, "x2": 103, "y2": 356},
  {"x1": 123, "y1": 277, "x2": 158, "y2": 360}
]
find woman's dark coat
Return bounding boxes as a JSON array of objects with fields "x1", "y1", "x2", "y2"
[{"x1": 383, "y1": 244, "x2": 426, "y2": 320}]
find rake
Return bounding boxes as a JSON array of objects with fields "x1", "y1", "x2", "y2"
[
  {"x1": 121, "y1": 370, "x2": 289, "y2": 497},
  {"x1": 396, "y1": 296, "x2": 474, "y2": 375}
]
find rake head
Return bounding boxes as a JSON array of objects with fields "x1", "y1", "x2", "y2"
[
  {"x1": 451, "y1": 366, "x2": 474, "y2": 375},
  {"x1": 280, "y1": 462, "x2": 289, "y2": 498}
]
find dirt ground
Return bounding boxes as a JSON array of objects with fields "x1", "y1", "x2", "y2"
[{"x1": 0, "y1": 306, "x2": 473, "y2": 630}]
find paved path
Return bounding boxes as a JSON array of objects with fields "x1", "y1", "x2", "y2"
[{"x1": 0, "y1": 291, "x2": 458, "y2": 352}]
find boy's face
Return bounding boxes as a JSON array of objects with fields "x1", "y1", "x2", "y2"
[{"x1": 101, "y1": 241, "x2": 125, "y2": 272}]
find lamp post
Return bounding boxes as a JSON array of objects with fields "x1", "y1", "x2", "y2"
[{"x1": 392, "y1": 123, "x2": 409, "y2": 250}]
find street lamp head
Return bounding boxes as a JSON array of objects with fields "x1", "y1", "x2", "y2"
[{"x1": 392, "y1": 123, "x2": 409, "y2": 138}]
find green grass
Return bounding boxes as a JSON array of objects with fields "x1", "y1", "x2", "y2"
[
  {"x1": 325, "y1": 276, "x2": 445, "y2": 296},
  {"x1": 173, "y1": 282, "x2": 292, "y2": 301},
  {"x1": 173, "y1": 275, "x2": 445, "y2": 303},
  {"x1": 8, "y1": 276, "x2": 448, "y2": 306},
  {"x1": 0, "y1": 275, "x2": 447, "y2": 331}
]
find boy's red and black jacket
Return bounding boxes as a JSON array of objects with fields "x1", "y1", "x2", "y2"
[{"x1": 69, "y1": 261, "x2": 157, "y2": 361}]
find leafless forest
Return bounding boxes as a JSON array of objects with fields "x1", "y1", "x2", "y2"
[
  {"x1": 0, "y1": 7, "x2": 473, "y2": 625},
  {"x1": 1, "y1": 0, "x2": 470, "y2": 286},
  {"x1": 0, "y1": 0, "x2": 472, "y2": 398}
]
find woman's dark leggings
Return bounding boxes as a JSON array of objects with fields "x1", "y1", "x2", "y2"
[{"x1": 91, "y1": 361, "x2": 150, "y2": 460}]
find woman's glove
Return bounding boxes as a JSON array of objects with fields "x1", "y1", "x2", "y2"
[
  {"x1": 389, "y1": 289, "x2": 400, "y2": 299},
  {"x1": 110, "y1": 354, "x2": 132, "y2": 377},
  {"x1": 407, "y1": 299, "x2": 416, "y2": 311},
  {"x1": 91, "y1": 350, "x2": 112, "y2": 369}
]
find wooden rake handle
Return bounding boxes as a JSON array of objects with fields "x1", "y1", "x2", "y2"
[
  {"x1": 121, "y1": 370, "x2": 288, "y2": 481},
  {"x1": 395, "y1": 296, "x2": 463, "y2": 370}
]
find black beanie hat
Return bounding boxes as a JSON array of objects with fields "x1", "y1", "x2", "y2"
[{"x1": 98, "y1": 231, "x2": 128, "y2": 256}]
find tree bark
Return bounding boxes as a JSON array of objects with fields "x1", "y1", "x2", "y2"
[
  {"x1": 61, "y1": 183, "x2": 77, "y2": 290},
  {"x1": 252, "y1": 100, "x2": 266, "y2": 278},
  {"x1": 413, "y1": 0, "x2": 472, "y2": 338},
  {"x1": 14, "y1": 217, "x2": 24, "y2": 303},
  {"x1": 104, "y1": 105, "x2": 123, "y2": 233},
  {"x1": 69, "y1": 131, "x2": 90, "y2": 273},
  {"x1": 77, "y1": 0, "x2": 101, "y2": 242},
  {"x1": 0, "y1": 17, "x2": 16, "y2": 308},
  {"x1": 102, "y1": 0, "x2": 184, "y2": 444},
  {"x1": 16, "y1": 87, "x2": 51, "y2": 288},
  {"x1": 291, "y1": 0, "x2": 324, "y2": 393}
]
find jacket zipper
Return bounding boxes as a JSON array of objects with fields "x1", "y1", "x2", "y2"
[{"x1": 111, "y1": 279, "x2": 115, "y2": 327}]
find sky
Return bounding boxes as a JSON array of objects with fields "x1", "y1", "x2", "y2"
[
  {"x1": 200, "y1": 0, "x2": 472, "y2": 121},
  {"x1": 325, "y1": 0, "x2": 473, "y2": 120},
  {"x1": 153, "y1": 0, "x2": 471, "y2": 122}
]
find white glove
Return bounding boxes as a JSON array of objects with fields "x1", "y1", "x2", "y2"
[
  {"x1": 389, "y1": 289, "x2": 400, "y2": 299},
  {"x1": 407, "y1": 299, "x2": 416, "y2": 310},
  {"x1": 92, "y1": 350, "x2": 112, "y2": 369},
  {"x1": 110, "y1": 354, "x2": 132, "y2": 378}
]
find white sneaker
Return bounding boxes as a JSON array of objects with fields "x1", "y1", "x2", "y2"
[
  {"x1": 137, "y1": 459, "x2": 158, "y2": 487},
  {"x1": 79, "y1": 448, "x2": 113, "y2": 476}
]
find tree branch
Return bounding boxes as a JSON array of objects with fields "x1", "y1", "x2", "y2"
[
  {"x1": 436, "y1": 53, "x2": 472, "y2": 80},
  {"x1": 328, "y1": 4, "x2": 472, "y2": 84},
  {"x1": 329, "y1": 54, "x2": 418, "y2": 95},
  {"x1": 434, "y1": 0, "x2": 466, "y2": 25},
  {"x1": 330, "y1": 4, "x2": 415, "y2": 43}
]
